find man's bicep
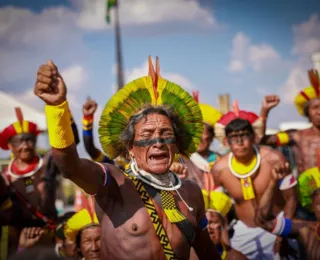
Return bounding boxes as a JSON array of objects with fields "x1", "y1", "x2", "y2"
[
  {"x1": 210, "y1": 164, "x2": 223, "y2": 186},
  {"x1": 67, "y1": 159, "x2": 108, "y2": 194}
]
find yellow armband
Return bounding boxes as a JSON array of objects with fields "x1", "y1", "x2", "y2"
[
  {"x1": 276, "y1": 132, "x2": 290, "y2": 146},
  {"x1": 45, "y1": 101, "x2": 74, "y2": 149}
]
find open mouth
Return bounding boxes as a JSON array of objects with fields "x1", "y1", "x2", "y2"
[{"x1": 149, "y1": 152, "x2": 168, "y2": 161}]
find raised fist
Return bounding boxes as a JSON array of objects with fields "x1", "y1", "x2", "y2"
[
  {"x1": 262, "y1": 95, "x2": 280, "y2": 111},
  {"x1": 170, "y1": 162, "x2": 188, "y2": 179},
  {"x1": 83, "y1": 98, "x2": 98, "y2": 117},
  {"x1": 19, "y1": 227, "x2": 44, "y2": 249},
  {"x1": 34, "y1": 60, "x2": 67, "y2": 106},
  {"x1": 271, "y1": 162, "x2": 290, "y2": 182}
]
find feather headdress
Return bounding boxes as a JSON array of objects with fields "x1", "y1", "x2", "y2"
[
  {"x1": 192, "y1": 91, "x2": 222, "y2": 129},
  {"x1": 297, "y1": 167, "x2": 320, "y2": 211},
  {"x1": 99, "y1": 56, "x2": 203, "y2": 159},
  {"x1": 202, "y1": 190, "x2": 232, "y2": 217},
  {"x1": 294, "y1": 69, "x2": 320, "y2": 116},
  {"x1": 0, "y1": 107, "x2": 40, "y2": 150},
  {"x1": 64, "y1": 193, "x2": 99, "y2": 241},
  {"x1": 214, "y1": 100, "x2": 263, "y2": 143}
]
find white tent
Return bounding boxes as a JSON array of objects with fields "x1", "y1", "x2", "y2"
[{"x1": 0, "y1": 91, "x2": 47, "y2": 131}]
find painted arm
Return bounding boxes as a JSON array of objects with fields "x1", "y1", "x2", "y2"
[
  {"x1": 82, "y1": 98, "x2": 113, "y2": 164},
  {"x1": 255, "y1": 163, "x2": 302, "y2": 237},
  {"x1": 192, "y1": 184, "x2": 221, "y2": 260}
]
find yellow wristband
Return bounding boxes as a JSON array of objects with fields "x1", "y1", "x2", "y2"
[{"x1": 45, "y1": 101, "x2": 74, "y2": 149}]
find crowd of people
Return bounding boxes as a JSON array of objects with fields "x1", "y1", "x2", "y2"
[{"x1": 0, "y1": 57, "x2": 320, "y2": 259}]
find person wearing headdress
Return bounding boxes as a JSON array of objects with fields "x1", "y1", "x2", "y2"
[
  {"x1": 64, "y1": 195, "x2": 100, "y2": 260},
  {"x1": 260, "y1": 70, "x2": 320, "y2": 221},
  {"x1": 54, "y1": 211, "x2": 77, "y2": 258},
  {"x1": 178, "y1": 91, "x2": 222, "y2": 190},
  {"x1": 204, "y1": 191, "x2": 247, "y2": 260},
  {"x1": 210, "y1": 101, "x2": 297, "y2": 259},
  {"x1": 255, "y1": 164, "x2": 320, "y2": 260},
  {"x1": 81, "y1": 97, "x2": 129, "y2": 170},
  {"x1": 0, "y1": 106, "x2": 79, "y2": 258},
  {"x1": 34, "y1": 58, "x2": 220, "y2": 259}
]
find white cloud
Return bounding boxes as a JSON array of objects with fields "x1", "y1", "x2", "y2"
[
  {"x1": 279, "y1": 14, "x2": 320, "y2": 104},
  {"x1": 279, "y1": 67, "x2": 309, "y2": 104},
  {"x1": 124, "y1": 59, "x2": 194, "y2": 90},
  {"x1": 61, "y1": 65, "x2": 88, "y2": 91},
  {"x1": 76, "y1": 0, "x2": 217, "y2": 30},
  {"x1": 292, "y1": 14, "x2": 320, "y2": 55},
  {"x1": 228, "y1": 32, "x2": 282, "y2": 73}
]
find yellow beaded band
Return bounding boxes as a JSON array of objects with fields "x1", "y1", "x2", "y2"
[
  {"x1": 45, "y1": 101, "x2": 74, "y2": 149},
  {"x1": 276, "y1": 132, "x2": 290, "y2": 146}
]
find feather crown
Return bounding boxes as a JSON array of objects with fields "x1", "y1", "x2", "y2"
[{"x1": 98, "y1": 56, "x2": 203, "y2": 159}]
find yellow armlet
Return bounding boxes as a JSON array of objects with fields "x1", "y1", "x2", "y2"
[
  {"x1": 45, "y1": 101, "x2": 74, "y2": 149},
  {"x1": 276, "y1": 132, "x2": 290, "y2": 146}
]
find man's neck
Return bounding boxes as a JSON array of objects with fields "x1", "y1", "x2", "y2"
[
  {"x1": 233, "y1": 147, "x2": 256, "y2": 164},
  {"x1": 312, "y1": 125, "x2": 320, "y2": 135},
  {"x1": 13, "y1": 155, "x2": 37, "y2": 168}
]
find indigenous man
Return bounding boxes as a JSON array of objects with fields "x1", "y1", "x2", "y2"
[
  {"x1": 261, "y1": 70, "x2": 320, "y2": 221},
  {"x1": 211, "y1": 104, "x2": 297, "y2": 259},
  {"x1": 34, "y1": 58, "x2": 220, "y2": 259},
  {"x1": 0, "y1": 107, "x2": 79, "y2": 258},
  {"x1": 182, "y1": 91, "x2": 222, "y2": 192},
  {"x1": 255, "y1": 162, "x2": 320, "y2": 260},
  {"x1": 205, "y1": 191, "x2": 247, "y2": 260},
  {"x1": 64, "y1": 205, "x2": 101, "y2": 260},
  {"x1": 261, "y1": 70, "x2": 320, "y2": 175}
]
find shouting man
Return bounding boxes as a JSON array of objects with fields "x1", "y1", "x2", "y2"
[
  {"x1": 211, "y1": 105, "x2": 297, "y2": 259},
  {"x1": 34, "y1": 57, "x2": 220, "y2": 259}
]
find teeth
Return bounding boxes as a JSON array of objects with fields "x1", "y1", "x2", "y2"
[{"x1": 151, "y1": 156, "x2": 154, "y2": 160}]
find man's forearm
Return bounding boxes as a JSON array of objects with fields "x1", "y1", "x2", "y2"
[
  {"x1": 283, "y1": 196, "x2": 297, "y2": 219},
  {"x1": 258, "y1": 180, "x2": 278, "y2": 220}
]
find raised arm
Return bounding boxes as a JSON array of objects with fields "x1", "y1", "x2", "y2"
[
  {"x1": 82, "y1": 98, "x2": 113, "y2": 164},
  {"x1": 255, "y1": 162, "x2": 302, "y2": 237},
  {"x1": 34, "y1": 60, "x2": 113, "y2": 194}
]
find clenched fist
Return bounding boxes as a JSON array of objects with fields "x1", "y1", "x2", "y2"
[
  {"x1": 83, "y1": 98, "x2": 98, "y2": 117},
  {"x1": 271, "y1": 162, "x2": 290, "y2": 182},
  {"x1": 34, "y1": 60, "x2": 67, "y2": 106},
  {"x1": 262, "y1": 95, "x2": 280, "y2": 111}
]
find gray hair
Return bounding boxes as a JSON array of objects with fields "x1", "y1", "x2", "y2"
[{"x1": 120, "y1": 105, "x2": 187, "y2": 153}]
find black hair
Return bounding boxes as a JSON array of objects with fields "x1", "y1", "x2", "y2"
[
  {"x1": 303, "y1": 102, "x2": 310, "y2": 119},
  {"x1": 225, "y1": 118, "x2": 254, "y2": 137},
  {"x1": 120, "y1": 105, "x2": 187, "y2": 153},
  {"x1": 204, "y1": 123, "x2": 215, "y2": 137},
  {"x1": 312, "y1": 188, "x2": 320, "y2": 201}
]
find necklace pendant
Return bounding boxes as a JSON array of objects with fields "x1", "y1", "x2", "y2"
[{"x1": 25, "y1": 177, "x2": 35, "y2": 194}]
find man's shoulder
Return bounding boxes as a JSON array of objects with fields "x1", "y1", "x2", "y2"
[
  {"x1": 259, "y1": 145, "x2": 284, "y2": 162},
  {"x1": 181, "y1": 179, "x2": 201, "y2": 191},
  {"x1": 211, "y1": 153, "x2": 229, "y2": 173}
]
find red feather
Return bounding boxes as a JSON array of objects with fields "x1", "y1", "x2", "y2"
[
  {"x1": 148, "y1": 56, "x2": 159, "y2": 102},
  {"x1": 192, "y1": 91, "x2": 199, "y2": 103},
  {"x1": 82, "y1": 193, "x2": 95, "y2": 223},
  {"x1": 308, "y1": 69, "x2": 320, "y2": 97},
  {"x1": 232, "y1": 100, "x2": 240, "y2": 117},
  {"x1": 15, "y1": 107, "x2": 24, "y2": 133}
]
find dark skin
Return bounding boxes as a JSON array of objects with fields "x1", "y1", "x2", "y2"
[
  {"x1": 211, "y1": 130, "x2": 297, "y2": 253},
  {"x1": 261, "y1": 98, "x2": 320, "y2": 175},
  {"x1": 80, "y1": 226, "x2": 101, "y2": 260},
  {"x1": 82, "y1": 98, "x2": 101, "y2": 160},
  {"x1": 255, "y1": 163, "x2": 320, "y2": 260},
  {"x1": 206, "y1": 211, "x2": 247, "y2": 260},
  {"x1": 34, "y1": 60, "x2": 220, "y2": 260}
]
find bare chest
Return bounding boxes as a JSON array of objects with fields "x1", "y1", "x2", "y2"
[
  {"x1": 96, "y1": 181, "x2": 197, "y2": 260},
  {"x1": 6, "y1": 168, "x2": 44, "y2": 207},
  {"x1": 221, "y1": 163, "x2": 271, "y2": 204},
  {"x1": 297, "y1": 135, "x2": 320, "y2": 171},
  {"x1": 300, "y1": 228, "x2": 320, "y2": 260}
]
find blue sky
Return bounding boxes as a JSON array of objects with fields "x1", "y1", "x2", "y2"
[{"x1": 0, "y1": 0, "x2": 319, "y2": 157}]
